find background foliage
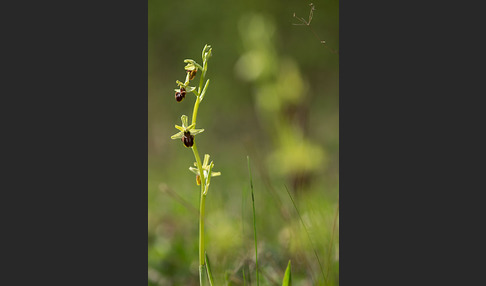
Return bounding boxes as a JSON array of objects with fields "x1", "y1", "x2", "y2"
[{"x1": 149, "y1": 0, "x2": 339, "y2": 285}]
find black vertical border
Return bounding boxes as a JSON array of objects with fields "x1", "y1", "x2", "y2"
[
  {"x1": 72, "y1": 1, "x2": 149, "y2": 284},
  {"x1": 1, "y1": 1, "x2": 148, "y2": 284},
  {"x1": 340, "y1": 0, "x2": 485, "y2": 285},
  {"x1": 340, "y1": 0, "x2": 428, "y2": 283}
]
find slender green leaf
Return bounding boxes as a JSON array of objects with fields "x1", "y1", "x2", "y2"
[
  {"x1": 224, "y1": 271, "x2": 232, "y2": 286},
  {"x1": 205, "y1": 252, "x2": 215, "y2": 286},
  {"x1": 281, "y1": 260, "x2": 292, "y2": 286},
  {"x1": 243, "y1": 268, "x2": 246, "y2": 286}
]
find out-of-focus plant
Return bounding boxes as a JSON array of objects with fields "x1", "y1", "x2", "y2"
[
  {"x1": 292, "y1": 3, "x2": 339, "y2": 54},
  {"x1": 170, "y1": 44, "x2": 221, "y2": 285},
  {"x1": 235, "y1": 13, "x2": 327, "y2": 191}
]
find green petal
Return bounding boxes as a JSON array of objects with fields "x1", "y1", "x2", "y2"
[
  {"x1": 185, "y1": 59, "x2": 204, "y2": 70},
  {"x1": 203, "y1": 154, "x2": 210, "y2": 168},
  {"x1": 208, "y1": 162, "x2": 221, "y2": 176},
  {"x1": 181, "y1": 115, "x2": 188, "y2": 128},
  {"x1": 189, "y1": 167, "x2": 199, "y2": 175},
  {"x1": 175, "y1": 125, "x2": 184, "y2": 131},
  {"x1": 203, "y1": 162, "x2": 215, "y2": 195},
  {"x1": 191, "y1": 128, "x2": 204, "y2": 135},
  {"x1": 171, "y1": 131, "x2": 184, "y2": 139},
  {"x1": 184, "y1": 73, "x2": 191, "y2": 85},
  {"x1": 184, "y1": 62, "x2": 196, "y2": 71},
  {"x1": 186, "y1": 123, "x2": 196, "y2": 130}
]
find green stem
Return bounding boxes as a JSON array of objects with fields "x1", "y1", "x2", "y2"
[
  {"x1": 189, "y1": 47, "x2": 211, "y2": 286},
  {"x1": 192, "y1": 58, "x2": 207, "y2": 126},
  {"x1": 199, "y1": 193, "x2": 207, "y2": 270},
  {"x1": 192, "y1": 142, "x2": 207, "y2": 285},
  {"x1": 192, "y1": 96, "x2": 201, "y2": 126}
]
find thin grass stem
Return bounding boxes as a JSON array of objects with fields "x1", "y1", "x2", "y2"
[
  {"x1": 243, "y1": 268, "x2": 246, "y2": 286},
  {"x1": 325, "y1": 202, "x2": 339, "y2": 283},
  {"x1": 159, "y1": 183, "x2": 199, "y2": 216},
  {"x1": 247, "y1": 156, "x2": 259, "y2": 286},
  {"x1": 284, "y1": 184, "x2": 326, "y2": 284}
]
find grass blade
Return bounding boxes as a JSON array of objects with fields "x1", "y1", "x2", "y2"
[
  {"x1": 247, "y1": 156, "x2": 259, "y2": 286},
  {"x1": 158, "y1": 183, "x2": 198, "y2": 216},
  {"x1": 281, "y1": 260, "x2": 292, "y2": 286},
  {"x1": 325, "y1": 202, "x2": 339, "y2": 283},
  {"x1": 243, "y1": 268, "x2": 246, "y2": 286},
  {"x1": 205, "y1": 252, "x2": 215, "y2": 286},
  {"x1": 284, "y1": 184, "x2": 326, "y2": 284}
]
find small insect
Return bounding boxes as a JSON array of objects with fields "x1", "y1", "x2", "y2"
[
  {"x1": 182, "y1": 131, "x2": 194, "y2": 147},
  {"x1": 175, "y1": 87, "x2": 186, "y2": 102},
  {"x1": 188, "y1": 69, "x2": 197, "y2": 81}
]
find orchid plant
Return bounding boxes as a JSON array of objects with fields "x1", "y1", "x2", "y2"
[{"x1": 170, "y1": 44, "x2": 220, "y2": 285}]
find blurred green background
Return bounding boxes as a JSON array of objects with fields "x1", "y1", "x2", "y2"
[{"x1": 149, "y1": 0, "x2": 338, "y2": 285}]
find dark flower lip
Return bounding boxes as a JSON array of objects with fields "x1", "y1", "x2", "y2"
[
  {"x1": 182, "y1": 131, "x2": 194, "y2": 147},
  {"x1": 175, "y1": 89, "x2": 186, "y2": 102}
]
